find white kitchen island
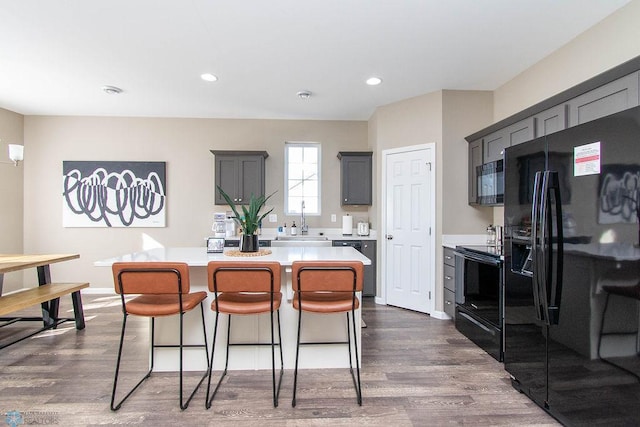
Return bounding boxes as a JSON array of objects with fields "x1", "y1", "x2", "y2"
[{"x1": 95, "y1": 246, "x2": 371, "y2": 371}]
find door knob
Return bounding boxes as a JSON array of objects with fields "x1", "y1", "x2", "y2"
[{"x1": 386, "y1": 234, "x2": 393, "y2": 240}]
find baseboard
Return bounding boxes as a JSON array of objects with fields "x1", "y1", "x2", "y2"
[
  {"x1": 374, "y1": 296, "x2": 385, "y2": 305},
  {"x1": 430, "y1": 310, "x2": 452, "y2": 320},
  {"x1": 81, "y1": 287, "x2": 115, "y2": 295}
]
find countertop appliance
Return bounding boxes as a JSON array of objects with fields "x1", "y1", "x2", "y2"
[
  {"x1": 453, "y1": 244, "x2": 503, "y2": 361},
  {"x1": 357, "y1": 221, "x2": 370, "y2": 236},
  {"x1": 477, "y1": 159, "x2": 504, "y2": 205},
  {"x1": 503, "y1": 105, "x2": 640, "y2": 425}
]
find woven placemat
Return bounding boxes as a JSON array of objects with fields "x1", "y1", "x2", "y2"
[{"x1": 224, "y1": 249, "x2": 272, "y2": 257}]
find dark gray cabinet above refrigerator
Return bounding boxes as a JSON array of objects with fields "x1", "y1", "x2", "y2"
[{"x1": 466, "y1": 57, "x2": 640, "y2": 206}]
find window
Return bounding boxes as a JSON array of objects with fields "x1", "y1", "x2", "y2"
[{"x1": 285, "y1": 142, "x2": 320, "y2": 216}]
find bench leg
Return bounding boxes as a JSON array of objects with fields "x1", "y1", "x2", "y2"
[
  {"x1": 71, "y1": 290, "x2": 86, "y2": 330},
  {"x1": 40, "y1": 298, "x2": 60, "y2": 328}
]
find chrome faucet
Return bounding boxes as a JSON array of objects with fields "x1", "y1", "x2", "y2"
[{"x1": 300, "y1": 201, "x2": 308, "y2": 235}]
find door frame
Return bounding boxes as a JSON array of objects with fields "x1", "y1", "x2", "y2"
[{"x1": 377, "y1": 143, "x2": 436, "y2": 314}]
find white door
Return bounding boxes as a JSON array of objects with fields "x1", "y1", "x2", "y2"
[{"x1": 382, "y1": 144, "x2": 435, "y2": 313}]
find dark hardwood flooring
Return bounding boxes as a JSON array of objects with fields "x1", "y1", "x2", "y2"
[{"x1": 0, "y1": 295, "x2": 559, "y2": 426}]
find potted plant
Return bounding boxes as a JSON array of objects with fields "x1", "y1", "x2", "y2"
[{"x1": 217, "y1": 185, "x2": 275, "y2": 252}]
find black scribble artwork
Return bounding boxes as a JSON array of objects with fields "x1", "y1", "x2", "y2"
[
  {"x1": 598, "y1": 164, "x2": 640, "y2": 224},
  {"x1": 62, "y1": 161, "x2": 166, "y2": 227}
]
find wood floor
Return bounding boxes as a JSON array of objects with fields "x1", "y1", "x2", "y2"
[{"x1": 0, "y1": 295, "x2": 560, "y2": 426}]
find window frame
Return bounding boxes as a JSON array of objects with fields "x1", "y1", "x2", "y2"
[{"x1": 284, "y1": 141, "x2": 321, "y2": 216}]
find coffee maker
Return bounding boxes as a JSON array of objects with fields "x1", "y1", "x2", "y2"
[{"x1": 212, "y1": 212, "x2": 226, "y2": 238}]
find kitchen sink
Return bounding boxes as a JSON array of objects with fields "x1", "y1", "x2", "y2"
[
  {"x1": 274, "y1": 235, "x2": 328, "y2": 241},
  {"x1": 271, "y1": 235, "x2": 331, "y2": 247}
]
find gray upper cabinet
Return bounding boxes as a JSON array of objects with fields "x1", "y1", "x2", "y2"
[
  {"x1": 483, "y1": 117, "x2": 534, "y2": 163},
  {"x1": 468, "y1": 139, "x2": 483, "y2": 205},
  {"x1": 338, "y1": 151, "x2": 372, "y2": 205},
  {"x1": 505, "y1": 117, "x2": 535, "y2": 147},
  {"x1": 534, "y1": 104, "x2": 567, "y2": 136},
  {"x1": 211, "y1": 150, "x2": 268, "y2": 205},
  {"x1": 568, "y1": 71, "x2": 640, "y2": 127},
  {"x1": 483, "y1": 130, "x2": 506, "y2": 163}
]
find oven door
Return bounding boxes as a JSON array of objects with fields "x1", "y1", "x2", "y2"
[{"x1": 453, "y1": 248, "x2": 502, "y2": 328}]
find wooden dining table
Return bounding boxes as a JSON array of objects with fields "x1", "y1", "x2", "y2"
[{"x1": 0, "y1": 253, "x2": 88, "y2": 349}]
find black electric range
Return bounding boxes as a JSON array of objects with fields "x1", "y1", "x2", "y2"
[{"x1": 453, "y1": 244, "x2": 504, "y2": 361}]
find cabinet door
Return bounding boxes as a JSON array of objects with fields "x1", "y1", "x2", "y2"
[
  {"x1": 238, "y1": 156, "x2": 264, "y2": 203},
  {"x1": 483, "y1": 130, "x2": 507, "y2": 163},
  {"x1": 340, "y1": 153, "x2": 372, "y2": 205},
  {"x1": 468, "y1": 139, "x2": 483, "y2": 205},
  {"x1": 534, "y1": 104, "x2": 567, "y2": 136},
  {"x1": 505, "y1": 117, "x2": 535, "y2": 147},
  {"x1": 568, "y1": 71, "x2": 640, "y2": 127},
  {"x1": 213, "y1": 151, "x2": 267, "y2": 205},
  {"x1": 361, "y1": 241, "x2": 376, "y2": 297},
  {"x1": 215, "y1": 157, "x2": 240, "y2": 204}
]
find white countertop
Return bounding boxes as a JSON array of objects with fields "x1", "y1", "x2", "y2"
[
  {"x1": 222, "y1": 229, "x2": 377, "y2": 241},
  {"x1": 95, "y1": 246, "x2": 371, "y2": 267}
]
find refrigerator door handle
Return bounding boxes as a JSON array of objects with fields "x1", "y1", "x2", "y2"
[
  {"x1": 531, "y1": 171, "x2": 545, "y2": 323},
  {"x1": 545, "y1": 171, "x2": 563, "y2": 325}
]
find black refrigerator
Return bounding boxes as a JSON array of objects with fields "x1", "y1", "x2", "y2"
[{"x1": 504, "y1": 106, "x2": 640, "y2": 425}]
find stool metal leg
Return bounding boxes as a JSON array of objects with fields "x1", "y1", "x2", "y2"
[{"x1": 110, "y1": 314, "x2": 153, "y2": 411}]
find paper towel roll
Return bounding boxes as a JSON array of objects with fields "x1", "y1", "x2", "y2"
[{"x1": 342, "y1": 215, "x2": 353, "y2": 235}]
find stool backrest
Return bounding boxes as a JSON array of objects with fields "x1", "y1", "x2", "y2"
[
  {"x1": 292, "y1": 261, "x2": 364, "y2": 293},
  {"x1": 207, "y1": 261, "x2": 281, "y2": 293},
  {"x1": 112, "y1": 262, "x2": 191, "y2": 295}
]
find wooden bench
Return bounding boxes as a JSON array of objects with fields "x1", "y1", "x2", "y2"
[{"x1": 0, "y1": 282, "x2": 89, "y2": 349}]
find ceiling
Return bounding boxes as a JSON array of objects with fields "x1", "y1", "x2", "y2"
[{"x1": 0, "y1": 0, "x2": 631, "y2": 121}]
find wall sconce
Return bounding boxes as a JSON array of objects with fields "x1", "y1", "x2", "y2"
[{"x1": 8, "y1": 144, "x2": 24, "y2": 166}]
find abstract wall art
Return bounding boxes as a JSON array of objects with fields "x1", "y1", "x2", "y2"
[{"x1": 62, "y1": 161, "x2": 166, "y2": 227}]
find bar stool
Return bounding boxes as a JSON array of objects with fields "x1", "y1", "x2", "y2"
[
  {"x1": 205, "y1": 261, "x2": 283, "y2": 408},
  {"x1": 291, "y1": 260, "x2": 364, "y2": 407},
  {"x1": 598, "y1": 278, "x2": 640, "y2": 380},
  {"x1": 110, "y1": 262, "x2": 209, "y2": 411}
]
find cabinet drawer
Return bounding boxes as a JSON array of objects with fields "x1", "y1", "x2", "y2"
[
  {"x1": 443, "y1": 264, "x2": 456, "y2": 292},
  {"x1": 443, "y1": 247, "x2": 455, "y2": 267},
  {"x1": 444, "y1": 288, "x2": 455, "y2": 319}
]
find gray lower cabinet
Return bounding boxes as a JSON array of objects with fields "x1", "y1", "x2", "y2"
[
  {"x1": 211, "y1": 150, "x2": 268, "y2": 205},
  {"x1": 568, "y1": 71, "x2": 640, "y2": 127},
  {"x1": 443, "y1": 247, "x2": 456, "y2": 319},
  {"x1": 338, "y1": 151, "x2": 373, "y2": 205},
  {"x1": 332, "y1": 240, "x2": 376, "y2": 297},
  {"x1": 468, "y1": 139, "x2": 483, "y2": 205}
]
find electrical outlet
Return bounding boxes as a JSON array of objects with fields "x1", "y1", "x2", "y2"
[
  {"x1": 331, "y1": 214, "x2": 337, "y2": 222},
  {"x1": 268, "y1": 214, "x2": 277, "y2": 223}
]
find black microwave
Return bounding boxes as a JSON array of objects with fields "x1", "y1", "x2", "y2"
[{"x1": 476, "y1": 159, "x2": 504, "y2": 205}]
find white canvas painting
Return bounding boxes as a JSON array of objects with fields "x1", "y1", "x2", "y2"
[{"x1": 62, "y1": 161, "x2": 166, "y2": 227}]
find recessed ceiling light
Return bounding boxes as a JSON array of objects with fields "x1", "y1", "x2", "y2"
[
  {"x1": 102, "y1": 85, "x2": 123, "y2": 95},
  {"x1": 201, "y1": 73, "x2": 218, "y2": 82},
  {"x1": 366, "y1": 77, "x2": 383, "y2": 86},
  {"x1": 297, "y1": 90, "x2": 312, "y2": 99}
]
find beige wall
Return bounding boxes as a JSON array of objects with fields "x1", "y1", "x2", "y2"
[
  {"x1": 494, "y1": 0, "x2": 640, "y2": 121},
  {"x1": 23, "y1": 116, "x2": 367, "y2": 289},
  {"x1": 370, "y1": 90, "x2": 495, "y2": 308},
  {"x1": 489, "y1": 0, "x2": 640, "y2": 226},
  {"x1": 441, "y1": 90, "x2": 494, "y2": 235},
  {"x1": 0, "y1": 108, "x2": 24, "y2": 292}
]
